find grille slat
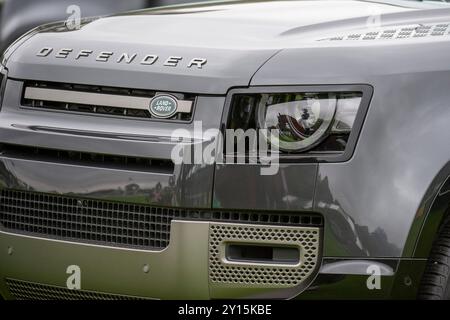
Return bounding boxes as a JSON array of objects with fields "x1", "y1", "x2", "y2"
[{"x1": 0, "y1": 190, "x2": 322, "y2": 250}]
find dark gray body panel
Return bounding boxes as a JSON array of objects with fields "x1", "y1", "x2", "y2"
[
  {"x1": 250, "y1": 36, "x2": 450, "y2": 257},
  {"x1": 0, "y1": 0, "x2": 449, "y2": 264}
]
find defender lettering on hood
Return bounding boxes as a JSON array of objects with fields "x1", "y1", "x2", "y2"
[{"x1": 36, "y1": 47, "x2": 208, "y2": 69}]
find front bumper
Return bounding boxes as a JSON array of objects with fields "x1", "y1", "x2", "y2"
[
  {"x1": 0, "y1": 223, "x2": 427, "y2": 300},
  {"x1": 0, "y1": 220, "x2": 322, "y2": 300}
]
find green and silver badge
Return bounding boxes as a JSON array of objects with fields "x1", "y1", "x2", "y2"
[{"x1": 149, "y1": 95, "x2": 178, "y2": 118}]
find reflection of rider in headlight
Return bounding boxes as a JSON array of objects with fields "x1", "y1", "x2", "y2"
[
  {"x1": 258, "y1": 93, "x2": 339, "y2": 152},
  {"x1": 301, "y1": 99, "x2": 320, "y2": 128},
  {"x1": 275, "y1": 99, "x2": 320, "y2": 140}
]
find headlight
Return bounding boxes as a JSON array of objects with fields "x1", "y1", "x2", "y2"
[
  {"x1": 226, "y1": 86, "x2": 370, "y2": 158},
  {"x1": 257, "y1": 93, "x2": 342, "y2": 152}
]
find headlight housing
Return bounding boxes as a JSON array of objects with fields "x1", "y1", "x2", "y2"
[
  {"x1": 225, "y1": 85, "x2": 372, "y2": 161},
  {"x1": 0, "y1": 64, "x2": 7, "y2": 110}
]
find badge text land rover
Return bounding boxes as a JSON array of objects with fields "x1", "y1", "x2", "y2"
[{"x1": 0, "y1": 0, "x2": 449, "y2": 300}]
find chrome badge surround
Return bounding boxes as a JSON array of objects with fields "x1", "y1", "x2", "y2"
[{"x1": 149, "y1": 94, "x2": 179, "y2": 119}]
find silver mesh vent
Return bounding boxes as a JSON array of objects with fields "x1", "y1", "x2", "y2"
[
  {"x1": 321, "y1": 23, "x2": 450, "y2": 42},
  {"x1": 6, "y1": 278, "x2": 144, "y2": 300},
  {"x1": 208, "y1": 223, "x2": 320, "y2": 287}
]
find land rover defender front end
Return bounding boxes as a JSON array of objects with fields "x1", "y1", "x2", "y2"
[{"x1": 0, "y1": 0, "x2": 449, "y2": 300}]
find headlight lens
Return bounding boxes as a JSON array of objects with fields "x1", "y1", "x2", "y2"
[
  {"x1": 257, "y1": 93, "x2": 338, "y2": 152},
  {"x1": 227, "y1": 91, "x2": 363, "y2": 154}
]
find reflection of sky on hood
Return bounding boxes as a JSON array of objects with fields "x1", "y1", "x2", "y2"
[{"x1": 74, "y1": 1, "x2": 412, "y2": 49}]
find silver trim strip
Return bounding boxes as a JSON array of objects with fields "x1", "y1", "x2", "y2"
[
  {"x1": 319, "y1": 260, "x2": 394, "y2": 276},
  {"x1": 24, "y1": 87, "x2": 192, "y2": 113}
]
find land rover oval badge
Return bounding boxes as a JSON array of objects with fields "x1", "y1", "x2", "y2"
[{"x1": 149, "y1": 95, "x2": 178, "y2": 118}]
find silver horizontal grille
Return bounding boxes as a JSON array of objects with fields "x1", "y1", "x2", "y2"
[{"x1": 22, "y1": 81, "x2": 195, "y2": 121}]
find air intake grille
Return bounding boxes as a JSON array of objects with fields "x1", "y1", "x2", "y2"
[
  {"x1": 209, "y1": 223, "x2": 320, "y2": 287},
  {"x1": 0, "y1": 143, "x2": 174, "y2": 174},
  {"x1": 321, "y1": 23, "x2": 450, "y2": 41},
  {"x1": 6, "y1": 278, "x2": 144, "y2": 300},
  {"x1": 0, "y1": 189, "x2": 323, "y2": 250},
  {"x1": 22, "y1": 81, "x2": 195, "y2": 121}
]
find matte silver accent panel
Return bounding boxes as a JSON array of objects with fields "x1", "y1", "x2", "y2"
[{"x1": 0, "y1": 221, "x2": 211, "y2": 299}]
